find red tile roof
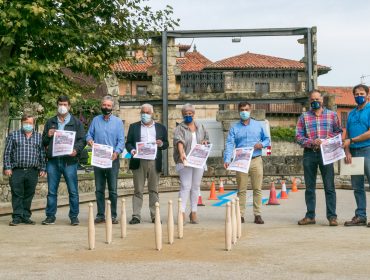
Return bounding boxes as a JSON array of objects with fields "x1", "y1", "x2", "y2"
[
  {"x1": 319, "y1": 86, "x2": 356, "y2": 107},
  {"x1": 205, "y1": 52, "x2": 330, "y2": 73},
  {"x1": 177, "y1": 51, "x2": 212, "y2": 72},
  {"x1": 111, "y1": 57, "x2": 153, "y2": 73},
  {"x1": 112, "y1": 51, "x2": 212, "y2": 73}
]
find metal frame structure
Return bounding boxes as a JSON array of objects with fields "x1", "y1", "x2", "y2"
[{"x1": 159, "y1": 27, "x2": 315, "y2": 175}]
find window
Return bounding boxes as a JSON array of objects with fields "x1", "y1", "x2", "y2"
[
  {"x1": 341, "y1": 112, "x2": 348, "y2": 128},
  {"x1": 255, "y1": 82, "x2": 270, "y2": 94},
  {"x1": 136, "y1": 85, "x2": 147, "y2": 96}
]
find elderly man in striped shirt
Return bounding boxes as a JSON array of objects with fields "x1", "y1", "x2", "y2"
[
  {"x1": 296, "y1": 90, "x2": 342, "y2": 226},
  {"x1": 3, "y1": 114, "x2": 46, "y2": 226}
]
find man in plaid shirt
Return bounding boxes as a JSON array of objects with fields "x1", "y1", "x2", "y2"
[
  {"x1": 296, "y1": 90, "x2": 342, "y2": 226},
  {"x1": 3, "y1": 114, "x2": 46, "y2": 226}
]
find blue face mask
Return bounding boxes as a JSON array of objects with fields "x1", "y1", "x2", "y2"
[
  {"x1": 183, "y1": 115, "x2": 193, "y2": 124},
  {"x1": 310, "y1": 101, "x2": 321, "y2": 110},
  {"x1": 355, "y1": 96, "x2": 366, "y2": 105},
  {"x1": 239, "y1": 111, "x2": 250, "y2": 120},
  {"x1": 22, "y1": 124, "x2": 33, "y2": 132},
  {"x1": 141, "y1": 113, "x2": 152, "y2": 124}
]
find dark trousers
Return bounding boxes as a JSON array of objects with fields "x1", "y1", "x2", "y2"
[
  {"x1": 94, "y1": 159, "x2": 120, "y2": 219},
  {"x1": 303, "y1": 149, "x2": 337, "y2": 219},
  {"x1": 10, "y1": 168, "x2": 39, "y2": 221}
]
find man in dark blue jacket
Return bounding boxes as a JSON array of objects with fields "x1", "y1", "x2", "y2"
[{"x1": 41, "y1": 95, "x2": 85, "y2": 226}]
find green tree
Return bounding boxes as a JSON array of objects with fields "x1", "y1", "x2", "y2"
[{"x1": 0, "y1": 0, "x2": 178, "y2": 178}]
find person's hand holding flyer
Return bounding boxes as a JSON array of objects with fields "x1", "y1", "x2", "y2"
[
  {"x1": 320, "y1": 135, "x2": 345, "y2": 165},
  {"x1": 52, "y1": 130, "x2": 76, "y2": 157},
  {"x1": 91, "y1": 143, "x2": 113, "y2": 168},
  {"x1": 227, "y1": 147, "x2": 254, "y2": 173},
  {"x1": 184, "y1": 144, "x2": 212, "y2": 169},
  {"x1": 133, "y1": 142, "x2": 157, "y2": 160}
]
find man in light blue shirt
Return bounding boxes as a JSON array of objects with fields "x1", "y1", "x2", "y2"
[
  {"x1": 343, "y1": 84, "x2": 370, "y2": 226},
  {"x1": 86, "y1": 96, "x2": 124, "y2": 224},
  {"x1": 224, "y1": 101, "x2": 270, "y2": 224}
]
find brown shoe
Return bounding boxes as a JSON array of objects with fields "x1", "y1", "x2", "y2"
[
  {"x1": 328, "y1": 217, "x2": 338, "y2": 226},
  {"x1": 344, "y1": 216, "x2": 366, "y2": 226},
  {"x1": 254, "y1": 215, "x2": 264, "y2": 224},
  {"x1": 298, "y1": 217, "x2": 316, "y2": 225}
]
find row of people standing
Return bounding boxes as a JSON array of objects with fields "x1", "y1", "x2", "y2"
[
  {"x1": 4, "y1": 95, "x2": 123, "y2": 226},
  {"x1": 4, "y1": 84, "x2": 369, "y2": 227}
]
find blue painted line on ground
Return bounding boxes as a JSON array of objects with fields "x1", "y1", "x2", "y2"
[
  {"x1": 212, "y1": 191, "x2": 238, "y2": 206},
  {"x1": 213, "y1": 188, "x2": 292, "y2": 207}
]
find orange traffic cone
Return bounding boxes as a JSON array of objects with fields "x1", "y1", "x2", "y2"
[
  {"x1": 280, "y1": 180, "x2": 288, "y2": 199},
  {"x1": 218, "y1": 179, "x2": 225, "y2": 193},
  {"x1": 267, "y1": 182, "x2": 280, "y2": 205},
  {"x1": 208, "y1": 181, "x2": 218, "y2": 200},
  {"x1": 197, "y1": 191, "x2": 205, "y2": 206},
  {"x1": 291, "y1": 177, "x2": 298, "y2": 192}
]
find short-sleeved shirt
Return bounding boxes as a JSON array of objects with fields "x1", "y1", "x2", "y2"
[{"x1": 347, "y1": 103, "x2": 370, "y2": 148}]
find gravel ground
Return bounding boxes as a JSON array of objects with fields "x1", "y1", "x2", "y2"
[{"x1": 1, "y1": 189, "x2": 370, "y2": 280}]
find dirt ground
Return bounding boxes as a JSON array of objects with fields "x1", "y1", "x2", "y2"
[{"x1": 1, "y1": 189, "x2": 370, "y2": 280}]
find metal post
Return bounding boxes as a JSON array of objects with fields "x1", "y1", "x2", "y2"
[
  {"x1": 306, "y1": 28, "x2": 314, "y2": 91},
  {"x1": 162, "y1": 31, "x2": 169, "y2": 176}
]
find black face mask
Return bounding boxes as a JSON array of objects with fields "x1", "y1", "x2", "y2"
[{"x1": 101, "y1": 107, "x2": 112, "y2": 115}]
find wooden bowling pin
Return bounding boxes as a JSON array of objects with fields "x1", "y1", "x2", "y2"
[
  {"x1": 167, "y1": 200, "x2": 174, "y2": 244},
  {"x1": 105, "y1": 200, "x2": 112, "y2": 244},
  {"x1": 235, "y1": 197, "x2": 242, "y2": 239},
  {"x1": 121, "y1": 198, "x2": 127, "y2": 238},
  {"x1": 154, "y1": 202, "x2": 162, "y2": 251},
  {"x1": 177, "y1": 198, "x2": 183, "y2": 239},
  {"x1": 231, "y1": 199, "x2": 237, "y2": 244},
  {"x1": 88, "y1": 202, "x2": 95, "y2": 250},
  {"x1": 225, "y1": 202, "x2": 232, "y2": 251}
]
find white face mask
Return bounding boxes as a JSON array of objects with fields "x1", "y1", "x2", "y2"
[{"x1": 58, "y1": 105, "x2": 68, "y2": 115}]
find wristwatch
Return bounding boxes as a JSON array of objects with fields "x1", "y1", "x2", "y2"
[{"x1": 350, "y1": 138, "x2": 354, "y2": 144}]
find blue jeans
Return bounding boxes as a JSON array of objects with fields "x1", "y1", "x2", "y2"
[
  {"x1": 94, "y1": 159, "x2": 119, "y2": 219},
  {"x1": 45, "y1": 158, "x2": 79, "y2": 219},
  {"x1": 303, "y1": 149, "x2": 337, "y2": 219},
  {"x1": 350, "y1": 146, "x2": 370, "y2": 218}
]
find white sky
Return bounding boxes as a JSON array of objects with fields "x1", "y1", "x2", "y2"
[{"x1": 148, "y1": 0, "x2": 370, "y2": 86}]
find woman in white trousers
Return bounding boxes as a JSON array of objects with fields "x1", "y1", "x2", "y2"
[{"x1": 173, "y1": 104, "x2": 209, "y2": 224}]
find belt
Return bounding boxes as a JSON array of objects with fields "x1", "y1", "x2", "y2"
[
  {"x1": 252, "y1": 155, "x2": 261, "y2": 159},
  {"x1": 13, "y1": 167, "x2": 38, "y2": 170},
  {"x1": 304, "y1": 148, "x2": 320, "y2": 153}
]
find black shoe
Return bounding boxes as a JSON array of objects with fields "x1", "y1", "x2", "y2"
[
  {"x1": 9, "y1": 219, "x2": 21, "y2": 226},
  {"x1": 70, "y1": 217, "x2": 80, "y2": 226},
  {"x1": 112, "y1": 217, "x2": 119, "y2": 224},
  {"x1": 94, "y1": 217, "x2": 106, "y2": 224},
  {"x1": 22, "y1": 218, "x2": 36, "y2": 225},
  {"x1": 42, "y1": 216, "x2": 56, "y2": 225},
  {"x1": 129, "y1": 217, "x2": 140, "y2": 224}
]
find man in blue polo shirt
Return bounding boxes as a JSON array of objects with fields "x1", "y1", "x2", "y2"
[
  {"x1": 223, "y1": 101, "x2": 270, "y2": 224},
  {"x1": 343, "y1": 84, "x2": 370, "y2": 227},
  {"x1": 86, "y1": 96, "x2": 124, "y2": 224}
]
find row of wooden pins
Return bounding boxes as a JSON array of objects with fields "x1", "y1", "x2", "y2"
[
  {"x1": 88, "y1": 197, "x2": 184, "y2": 251},
  {"x1": 88, "y1": 199, "x2": 127, "y2": 250},
  {"x1": 155, "y1": 198, "x2": 184, "y2": 251},
  {"x1": 225, "y1": 197, "x2": 242, "y2": 251}
]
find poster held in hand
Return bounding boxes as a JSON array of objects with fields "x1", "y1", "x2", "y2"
[
  {"x1": 227, "y1": 147, "x2": 254, "y2": 174},
  {"x1": 184, "y1": 144, "x2": 212, "y2": 169},
  {"x1": 320, "y1": 135, "x2": 345, "y2": 165},
  {"x1": 133, "y1": 142, "x2": 157, "y2": 160},
  {"x1": 91, "y1": 143, "x2": 113, "y2": 168},
  {"x1": 52, "y1": 130, "x2": 76, "y2": 157}
]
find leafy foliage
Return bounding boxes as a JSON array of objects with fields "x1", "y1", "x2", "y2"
[
  {"x1": 270, "y1": 126, "x2": 296, "y2": 142},
  {"x1": 0, "y1": 0, "x2": 179, "y2": 113}
]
